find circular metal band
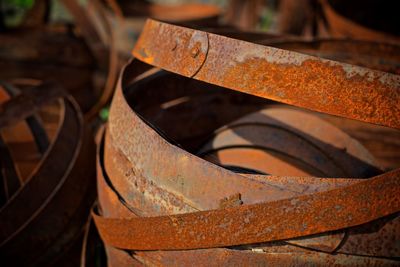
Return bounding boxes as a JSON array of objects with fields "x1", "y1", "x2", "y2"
[
  {"x1": 93, "y1": 58, "x2": 400, "y2": 251},
  {"x1": 133, "y1": 19, "x2": 400, "y2": 129}
]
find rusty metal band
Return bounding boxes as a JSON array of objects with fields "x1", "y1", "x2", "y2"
[
  {"x1": 116, "y1": 248, "x2": 399, "y2": 266},
  {"x1": 0, "y1": 82, "x2": 49, "y2": 206},
  {"x1": 118, "y1": 2, "x2": 220, "y2": 22},
  {"x1": 0, "y1": 82, "x2": 65, "y2": 129},
  {"x1": 132, "y1": 19, "x2": 400, "y2": 129},
  {"x1": 0, "y1": 81, "x2": 50, "y2": 153},
  {"x1": 319, "y1": 0, "x2": 400, "y2": 44},
  {"x1": 265, "y1": 39, "x2": 400, "y2": 75},
  {"x1": 93, "y1": 57, "x2": 400, "y2": 251},
  {"x1": 90, "y1": 19, "x2": 400, "y2": 258},
  {"x1": 95, "y1": 127, "x2": 398, "y2": 264},
  {"x1": 93, "y1": 167, "x2": 399, "y2": 250},
  {"x1": 0, "y1": 83, "x2": 96, "y2": 265},
  {"x1": 0, "y1": 98, "x2": 78, "y2": 240}
]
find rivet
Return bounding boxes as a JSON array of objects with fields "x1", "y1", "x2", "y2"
[{"x1": 190, "y1": 43, "x2": 201, "y2": 58}]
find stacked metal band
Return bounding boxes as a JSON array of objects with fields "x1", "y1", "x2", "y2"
[
  {"x1": 0, "y1": 81, "x2": 96, "y2": 266},
  {"x1": 94, "y1": 19, "x2": 400, "y2": 266},
  {"x1": 319, "y1": 0, "x2": 400, "y2": 43}
]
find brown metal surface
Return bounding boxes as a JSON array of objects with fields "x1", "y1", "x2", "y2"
[
  {"x1": 96, "y1": 137, "x2": 398, "y2": 265},
  {"x1": 118, "y1": 2, "x2": 220, "y2": 23},
  {"x1": 133, "y1": 20, "x2": 400, "y2": 129},
  {"x1": 199, "y1": 107, "x2": 379, "y2": 177},
  {"x1": 267, "y1": 39, "x2": 400, "y2": 74},
  {"x1": 0, "y1": 27, "x2": 99, "y2": 113},
  {"x1": 0, "y1": 82, "x2": 65, "y2": 129},
  {"x1": 0, "y1": 0, "x2": 118, "y2": 120},
  {"x1": 94, "y1": 20, "x2": 400, "y2": 265},
  {"x1": 0, "y1": 82, "x2": 96, "y2": 266},
  {"x1": 320, "y1": 0, "x2": 400, "y2": 43},
  {"x1": 94, "y1": 167, "x2": 399, "y2": 250}
]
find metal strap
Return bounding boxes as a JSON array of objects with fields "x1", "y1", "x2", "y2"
[
  {"x1": 93, "y1": 168, "x2": 399, "y2": 250},
  {"x1": 0, "y1": 82, "x2": 65, "y2": 129},
  {"x1": 93, "y1": 19, "x2": 400, "y2": 251},
  {"x1": 133, "y1": 19, "x2": 400, "y2": 129}
]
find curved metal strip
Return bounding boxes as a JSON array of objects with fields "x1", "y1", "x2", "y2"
[
  {"x1": 0, "y1": 97, "x2": 80, "y2": 245},
  {"x1": 0, "y1": 82, "x2": 65, "y2": 129},
  {"x1": 133, "y1": 19, "x2": 400, "y2": 129},
  {"x1": 96, "y1": 23, "x2": 400, "y2": 259},
  {"x1": 96, "y1": 56, "x2": 399, "y2": 250},
  {"x1": 99, "y1": 129, "x2": 349, "y2": 254},
  {"x1": 93, "y1": 168, "x2": 399, "y2": 250},
  {"x1": 0, "y1": 92, "x2": 96, "y2": 265},
  {"x1": 0, "y1": 81, "x2": 50, "y2": 154}
]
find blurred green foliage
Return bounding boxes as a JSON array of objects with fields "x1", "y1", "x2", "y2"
[
  {"x1": 4, "y1": 0, "x2": 34, "y2": 9},
  {"x1": 99, "y1": 107, "x2": 110, "y2": 121},
  {"x1": 1, "y1": 0, "x2": 35, "y2": 27},
  {"x1": 259, "y1": 7, "x2": 275, "y2": 31}
]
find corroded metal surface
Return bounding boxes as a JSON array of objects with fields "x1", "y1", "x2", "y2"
[
  {"x1": 94, "y1": 20, "x2": 400, "y2": 265},
  {"x1": 320, "y1": 0, "x2": 400, "y2": 43},
  {"x1": 267, "y1": 39, "x2": 400, "y2": 74},
  {"x1": 0, "y1": 82, "x2": 96, "y2": 266},
  {"x1": 133, "y1": 20, "x2": 400, "y2": 129},
  {"x1": 94, "y1": 168, "x2": 399, "y2": 250}
]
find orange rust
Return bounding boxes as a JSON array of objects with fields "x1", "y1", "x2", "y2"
[
  {"x1": 95, "y1": 20, "x2": 400, "y2": 265},
  {"x1": 202, "y1": 58, "x2": 398, "y2": 128},
  {"x1": 93, "y1": 168, "x2": 400, "y2": 250},
  {"x1": 219, "y1": 193, "x2": 243, "y2": 209},
  {"x1": 94, "y1": 59, "x2": 400, "y2": 254},
  {"x1": 133, "y1": 19, "x2": 400, "y2": 129}
]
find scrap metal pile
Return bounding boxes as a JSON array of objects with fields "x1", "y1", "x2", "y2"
[
  {"x1": 0, "y1": 1, "x2": 399, "y2": 266},
  {"x1": 92, "y1": 20, "x2": 400, "y2": 266},
  {"x1": 0, "y1": 82, "x2": 96, "y2": 266}
]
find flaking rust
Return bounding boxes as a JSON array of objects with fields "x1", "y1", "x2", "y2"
[
  {"x1": 219, "y1": 193, "x2": 243, "y2": 209},
  {"x1": 95, "y1": 19, "x2": 400, "y2": 266},
  {"x1": 134, "y1": 20, "x2": 400, "y2": 129}
]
